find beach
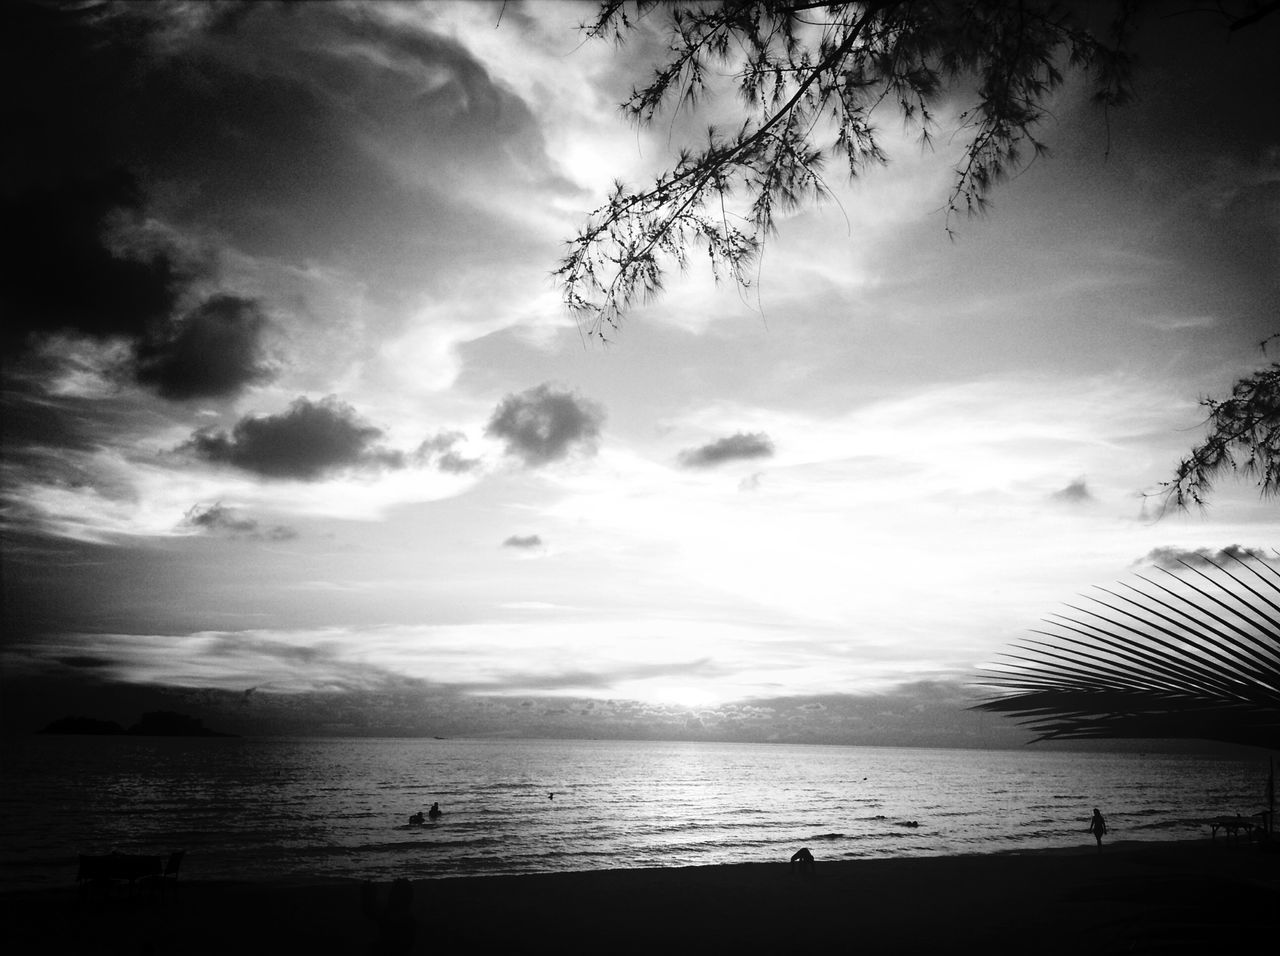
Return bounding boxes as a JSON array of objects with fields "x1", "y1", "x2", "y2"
[{"x1": 2, "y1": 839, "x2": 1276, "y2": 955}]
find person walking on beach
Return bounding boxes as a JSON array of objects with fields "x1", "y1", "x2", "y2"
[{"x1": 1088, "y1": 808, "x2": 1107, "y2": 849}]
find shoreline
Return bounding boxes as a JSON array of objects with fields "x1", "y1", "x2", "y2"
[
  {"x1": 0, "y1": 834, "x2": 1257, "y2": 893},
  {"x1": 3, "y1": 838, "x2": 1276, "y2": 954},
  {"x1": 5, "y1": 839, "x2": 1274, "y2": 952}
]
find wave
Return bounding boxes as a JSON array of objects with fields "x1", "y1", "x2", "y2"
[{"x1": 2, "y1": 737, "x2": 1266, "y2": 890}]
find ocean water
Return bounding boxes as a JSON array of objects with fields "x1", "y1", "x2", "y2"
[{"x1": 0, "y1": 736, "x2": 1268, "y2": 891}]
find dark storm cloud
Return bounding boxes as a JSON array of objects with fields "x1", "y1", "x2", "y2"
[
  {"x1": 182, "y1": 396, "x2": 405, "y2": 480},
  {"x1": 485, "y1": 384, "x2": 605, "y2": 467},
  {"x1": 678, "y1": 432, "x2": 775, "y2": 469},
  {"x1": 2, "y1": 2, "x2": 143, "y2": 180},
  {"x1": 3, "y1": 0, "x2": 563, "y2": 368},
  {"x1": 0, "y1": 9, "x2": 187, "y2": 352},
  {"x1": 182, "y1": 503, "x2": 298, "y2": 541},
  {"x1": 134, "y1": 296, "x2": 275, "y2": 400},
  {"x1": 1134, "y1": 544, "x2": 1271, "y2": 569},
  {"x1": 1049, "y1": 477, "x2": 1094, "y2": 504},
  {"x1": 1091, "y1": 15, "x2": 1280, "y2": 340},
  {"x1": 0, "y1": 170, "x2": 184, "y2": 351},
  {"x1": 0, "y1": 7, "x2": 282, "y2": 402},
  {"x1": 0, "y1": 166, "x2": 274, "y2": 403},
  {"x1": 0, "y1": 0, "x2": 566, "y2": 268},
  {"x1": 503, "y1": 534, "x2": 543, "y2": 549}
]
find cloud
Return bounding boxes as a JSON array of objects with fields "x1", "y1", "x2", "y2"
[
  {"x1": 1048, "y1": 477, "x2": 1094, "y2": 504},
  {"x1": 415, "y1": 430, "x2": 481, "y2": 474},
  {"x1": 0, "y1": 169, "x2": 185, "y2": 352},
  {"x1": 182, "y1": 396, "x2": 405, "y2": 480},
  {"x1": 2, "y1": 0, "x2": 564, "y2": 268},
  {"x1": 1134, "y1": 544, "x2": 1272, "y2": 569},
  {"x1": 134, "y1": 295, "x2": 275, "y2": 400},
  {"x1": 2, "y1": 630, "x2": 419, "y2": 700},
  {"x1": 678, "y1": 432, "x2": 776, "y2": 468},
  {"x1": 453, "y1": 659, "x2": 724, "y2": 695},
  {"x1": 56, "y1": 655, "x2": 115, "y2": 670},
  {"x1": 503, "y1": 534, "x2": 543, "y2": 549},
  {"x1": 485, "y1": 384, "x2": 605, "y2": 466},
  {"x1": 438, "y1": 450, "x2": 482, "y2": 474},
  {"x1": 182, "y1": 503, "x2": 298, "y2": 541}
]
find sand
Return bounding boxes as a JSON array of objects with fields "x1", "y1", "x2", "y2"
[{"x1": 2, "y1": 839, "x2": 1276, "y2": 954}]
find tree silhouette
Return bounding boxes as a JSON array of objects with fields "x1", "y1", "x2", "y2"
[
  {"x1": 559, "y1": 2, "x2": 1279, "y2": 507},
  {"x1": 1160, "y1": 358, "x2": 1280, "y2": 512},
  {"x1": 974, "y1": 553, "x2": 1280, "y2": 750},
  {"x1": 558, "y1": 0, "x2": 1278, "y2": 337},
  {"x1": 559, "y1": 1, "x2": 1145, "y2": 336}
]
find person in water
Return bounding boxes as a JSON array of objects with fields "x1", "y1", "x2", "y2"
[
  {"x1": 427, "y1": 802, "x2": 442, "y2": 819},
  {"x1": 1088, "y1": 808, "x2": 1107, "y2": 848},
  {"x1": 408, "y1": 811, "x2": 425, "y2": 825}
]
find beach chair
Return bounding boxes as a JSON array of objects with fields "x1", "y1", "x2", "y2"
[
  {"x1": 76, "y1": 854, "x2": 108, "y2": 897},
  {"x1": 77, "y1": 852, "x2": 164, "y2": 899},
  {"x1": 143, "y1": 850, "x2": 185, "y2": 900},
  {"x1": 1206, "y1": 815, "x2": 1260, "y2": 843}
]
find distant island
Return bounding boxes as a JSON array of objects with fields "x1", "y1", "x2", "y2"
[{"x1": 39, "y1": 710, "x2": 236, "y2": 737}]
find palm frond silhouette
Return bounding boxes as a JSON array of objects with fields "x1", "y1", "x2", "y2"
[{"x1": 975, "y1": 553, "x2": 1280, "y2": 750}]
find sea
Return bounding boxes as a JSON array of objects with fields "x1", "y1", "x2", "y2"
[{"x1": 0, "y1": 736, "x2": 1269, "y2": 891}]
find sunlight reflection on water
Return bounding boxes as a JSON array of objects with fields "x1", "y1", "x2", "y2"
[{"x1": 0, "y1": 736, "x2": 1265, "y2": 889}]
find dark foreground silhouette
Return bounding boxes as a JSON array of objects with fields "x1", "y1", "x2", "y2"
[
  {"x1": 1089, "y1": 808, "x2": 1108, "y2": 849},
  {"x1": 3, "y1": 840, "x2": 1276, "y2": 955},
  {"x1": 362, "y1": 878, "x2": 415, "y2": 955},
  {"x1": 790, "y1": 847, "x2": 815, "y2": 876}
]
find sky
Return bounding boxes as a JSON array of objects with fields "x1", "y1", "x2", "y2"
[{"x1": 2, "y1": 0, "x2": 1278, "y2": 745}]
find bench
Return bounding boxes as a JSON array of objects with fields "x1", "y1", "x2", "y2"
[{"x1": 1205, "y1": 815, "x2": 1262, "y2": 841}]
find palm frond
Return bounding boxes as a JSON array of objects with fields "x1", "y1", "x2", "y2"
[{"x1": 974, "y1": 553, "x2": 1280, "y2": 749}]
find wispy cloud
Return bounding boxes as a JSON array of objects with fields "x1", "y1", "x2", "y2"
[{"x1": 183, "y1": 503, "x2": 297, "y2": 541}]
